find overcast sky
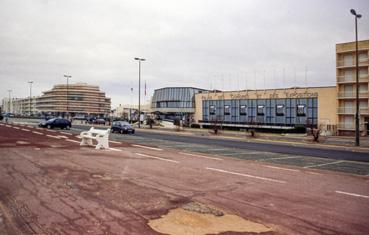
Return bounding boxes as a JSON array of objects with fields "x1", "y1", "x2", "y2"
[{"x1": 1, "y1": 0, "x2": 368, "y2": 107}]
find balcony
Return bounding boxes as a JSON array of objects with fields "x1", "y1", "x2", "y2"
[
  {"x1": 337, "y1": 58, "x2": 369, "y2": 68},
  {"x1": 337, "y1": 107, "x2": 369, "y2": 114},
  {"x1": 337, "y1": 123, "x2": 365, "y2": 131},
  {"x1": 337, "y1": 91, "x2": 369, "y2": 99},
  {"x1": 337, "y1": 75, "x2": 369, "y2": 83}
]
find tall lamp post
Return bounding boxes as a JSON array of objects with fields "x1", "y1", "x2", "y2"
[
  {"x1": 64, "y1": 74, "x2": 71, "y2": 118},
  {"x1": 350, "y1": 9, "x2": 362, "y2": 146},
  {"x1": 28, "y1": 81, "x2": 33, "y2": 116},
  {"x1": 134, "y1": 57, "x2": 145, "y2": 128},
  {"x1": 7, "y1": 89, "x2": 12, "y2": 113}
]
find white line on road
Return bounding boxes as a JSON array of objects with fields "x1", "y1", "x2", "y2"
[
  {"x1": 46, "y1": 129, "x2": 57, "y2": 133},
  {"x1": 132, "y1": 144, "x2": 163, "y2": 151},
  {"x1": 60, "y1": 132, "x2": 73, "y2": 135},
  {"x1": 21, "y1": 128, "x2": 31, "y2": 132},
  {"x1": 266, "y1": 156, "x2": 301, "y2": 160},
  {"x1": 66, "y1": 139, "x2": 80, "y2": 143},
  {"x1": 180, "y1": 152, "x2": 223, "y2": 161},
  {"x1": 335, "y1": 191, "x2": 369, "y2": 199},
  {"x1": 211, "y1": 148, "x2": 227, "y2": 151},
  {"x1": 109, "y1": 147, "x2": 123, "y2": 152},
  {"x1": 58, "y1": 136, "x2": 69, "y2": 139},
  {"x1": 304, "y1": 161, "x2": 344, "y2": 169},
  {"x1": 109, "y1": 140, "x2": 121, "y2": 144},
  {"x1": 32, "y1": 131, "x2": 44, "y2": 135},
  {"x1": 135, "y1": 153, "x2": 179, "y2": 163},
  {"x1": 13, "y1": 127, "x2": 20, "y2": 129},
  {"x1": 264, "y1": 165, "x2": 300, "y2": 172},
  {"x1": 46, "y1": 134, "x2": 61, "y2": 139},
  {"x1": 206, "y1": 167, "x2": 286, "y2": 184}
]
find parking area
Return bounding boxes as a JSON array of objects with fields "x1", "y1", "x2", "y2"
[{"x1": 1, "y1": 121, "x2": 369, "y2": 234}]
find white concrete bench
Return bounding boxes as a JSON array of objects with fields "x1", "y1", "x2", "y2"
[{"x1": 80, "y1": 127, "x2": 110, "y2": 149}]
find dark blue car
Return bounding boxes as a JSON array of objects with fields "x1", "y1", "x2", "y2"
[{"x1": 111, "y1": 121, "x2": 135, "y2": 134}]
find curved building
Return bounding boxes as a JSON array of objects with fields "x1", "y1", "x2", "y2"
[
  {"x1": 151, "y1": 87, "x2": 208, "y2": 123},
  {"x1": 37, "y1": 83, "x2": 111, "y2": 118}
]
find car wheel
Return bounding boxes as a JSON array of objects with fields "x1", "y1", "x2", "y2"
[
  {"x1": 66, "y1": 125, "x2": 70, "y2": 130},
  {"x1": 132, "y1": 130, "x2": 135, "y2": 134},
  {"x1": 120, "y1": 129, "x2": 124, "y2": 134},
  {"x1": 47, "y1": 125, "x2": 51, "y2": 129}
]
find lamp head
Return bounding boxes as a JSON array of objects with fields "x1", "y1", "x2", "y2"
[
  {"x1": 357, "y1": 14, "x2": 362, "y2": 18},
  {"x1": 350, "y1": 9, "x2": 357, "y2": 15}
]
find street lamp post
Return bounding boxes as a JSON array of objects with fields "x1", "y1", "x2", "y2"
[
  {"x1": 350, "y1": 9, "x2": 362, "y2": 146},
  {"x1": 28, "y1": 81, "x2": 33, "y2": 116},
  {"x1": 64, "y1": 74, "x2": 71, "y2": 118},
  {"x1": 7, "y1": 89, "x2": 12, "y2": 113},
  {"x1": 134, "y1": 57, "x2": 146, "y2": 128}
]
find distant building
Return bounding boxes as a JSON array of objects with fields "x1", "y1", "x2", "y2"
[
  {"x1": 336, "y1": 39, "x2": 369, "y2": 136},
  {"x1": 37, "y1": 83, "x2": 111, "y2": 118},
  {"x1": 151, "y1": 87, "x2": 208, "y2": 124}
]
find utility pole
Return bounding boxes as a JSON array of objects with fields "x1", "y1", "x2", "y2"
[
  {"x1": 64, "y1": 74, "x2": 71, "y2": 118},
  {"x1": 350, "y1": 9, "x2": 362, "y2": 146},
  {"x1": 28, "y1": 81, "x2": 33, "y2": 116},
  {"x1": 134, "y1": 58, "x2": 146, "y2": 128},
  {"x1": 7, "y1": 90, "x2": 12, "y2": 113}
]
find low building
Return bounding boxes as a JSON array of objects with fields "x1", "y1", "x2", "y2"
[
  {"x1": 37, "y1": 83, "x2": 111, "y2": 118},
  {"x1": 194, "y1": 86, "x2": 337, "y2": 134},
  {"x1": 151, "y1": 87, "x2": 208, "y2": 124}
]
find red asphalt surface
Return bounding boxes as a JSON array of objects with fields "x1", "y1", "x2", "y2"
[{"x1": 0, "y1": 122, "x2": 369, "y2": 235}]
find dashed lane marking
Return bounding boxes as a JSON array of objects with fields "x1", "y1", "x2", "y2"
[
  {"x1": 180, "y1": 152, "x2": 223, "y2": 161},
  {"x1": 135, "y1": 153, "x2": 179, "y2": 163},
  {"x1": 66, "y1": 139, "x2": 80, "y2": 143},
  {"x1": 211, "y1": 148, "x2": 227, "y2": 151},
  {"x1": 21, "y1": 128, "x2": 31, "y2": 132},
  {"x1": 206, "y1": 167, "x2": 286, "y2": 184},
  {"x1": 57, "y1": 136, "x2": 69, "y2": 139},
  {"x1": 264, "y1": 165, "x2": 300, "y2": 172},
  {"x1": 46, "y1": 134, "x2": 61, "y2": 139},
  {"x1": 109, "y1": 140, "x2": 121, "y2": 144},
  {"x1": 13, "y1": 127, "x2": 20, "y2": 129},
  {"x1": 263, "y1": 156, "x2": 301, "y2": 160},
  {"x1": 304, "y1": 160, "x2": 344, "y2": 169},
  {"x1": 60, "y1": 132, "x2": 73, "y2": 135},
  {"x1": 109, "y1": 147, "x2": 123, "y2": 152},
  {"x1": 132, "y1": 144, "x2": 163, "y2": 151},
  {"x1": 46, "y1": 129, "x2": 57, "y2": 133},
  {"x1": 32, "y1": 131, "x2": 44, "y2": 135},
  {"x1": 335, "y1": 191, "x2": 369, "y2": 199}
]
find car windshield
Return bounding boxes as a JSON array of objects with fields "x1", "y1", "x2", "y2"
[{"x1": 46, "y1": 118, "x2": 57, "y2": 123}]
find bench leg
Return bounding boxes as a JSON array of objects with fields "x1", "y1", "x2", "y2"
[
  {"x1": 80, "y1": 137, "x2": 93, "y2": 146},
  {"x1": 95, "y1": 137, "x2": 109, "y2": 149}
]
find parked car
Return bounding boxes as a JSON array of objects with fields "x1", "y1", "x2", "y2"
[
  {"x1": 39, "y1": 118, "x2": 72, "y2": 129},
  {"x1": 94, "y1": 119, "x2": 106, "y2": 125},
  {"x1": 111, "y1": 121, "x2": 135, "y2": 134}
]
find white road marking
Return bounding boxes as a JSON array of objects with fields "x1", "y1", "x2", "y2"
[
  {"x1": 21, "y1": 128, "x2": 31, "y2": 132},
  {"x1": 211, "y1": 148, "x2": 227, "y2": 151},
  {"x1": 66, "y1": 139, "x2": 80, "y2": 143},
  {"x1": 13, "y1": 127, "x2": 20, "y2": 129},
  {"x1": 32, "y1": 131, "x2": 44, "y2": 135},
  {"x1": 266, "y1": 156, "x2": 301, "y2": 160},
  {"x1": 335, "y1": 191, "x2": 369, "y2": 199},
  {"x1": 206, "y1": 167, "x2": 286, "y2": 184},
  {"x1": 109, "y1": 147, "x2": 123, "y2": 152},
  {"x1": 27, "y1": 126, "x2": 34, "y2": 128},
  {"x1": 109, "y1": 140, "x2": 121, "y2": 144},
  {"x1": 46, "y1": 134, "x2": 61, "y2": 139},
  {"x1": 304, "y1": 161, "x2": 344, "y2": 168},
  {"x1": 135, "y1": 153, "x2": 179, "y2": 163},
  {"x1": 46, "y1": 129, "x2": 57, "y2": 133},
  {"x1": 180, "y1": 152, "x2": 223, "y2": 161},
  {"x1": 5, "y1": 125, "x2": 12, "y2": 127},
  {"x1": 264, "y1": 165, "x2": 300, "y2": 172},
  {"x1": 58, "y1": 136, "x2": 69, "y2": 139},
  {"x1": 60, "y1": 131, "x2": 73, "y2": 135},
  {"x1": 132, "y1": 144, "x2": 163, "y2": 151}
]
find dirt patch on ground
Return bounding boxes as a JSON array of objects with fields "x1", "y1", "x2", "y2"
[{"x1": 148, "y1": 202, "x2": 273, "y2": 235}]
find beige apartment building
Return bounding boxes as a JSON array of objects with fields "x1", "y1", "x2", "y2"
[
  {"x1": 37, "y1": 83, "x2": 111, "y2": 118},
  {"x1": 336, "y1": 40, "x2": 369, "y2": 135}
]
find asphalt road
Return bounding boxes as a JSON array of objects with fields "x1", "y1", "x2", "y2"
[{"x1": 73, "y1": 125, "x2": 369, "y2": 163}]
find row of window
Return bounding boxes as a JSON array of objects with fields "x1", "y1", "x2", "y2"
[{"x1": 209, "y1": 104, "x2": 307, "y2": 116}]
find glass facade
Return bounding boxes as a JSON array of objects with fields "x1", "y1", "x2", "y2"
[
  {"x1": 152, "y1": 87, "x2": 206, "y2": 109},
  {"x1": 202, "y1": 98, "x2": 318, "y2": 127}
]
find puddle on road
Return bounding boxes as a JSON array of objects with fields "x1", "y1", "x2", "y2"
[{"x1": 148, "y1": 202, "x2": 272, "y2": 235}]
